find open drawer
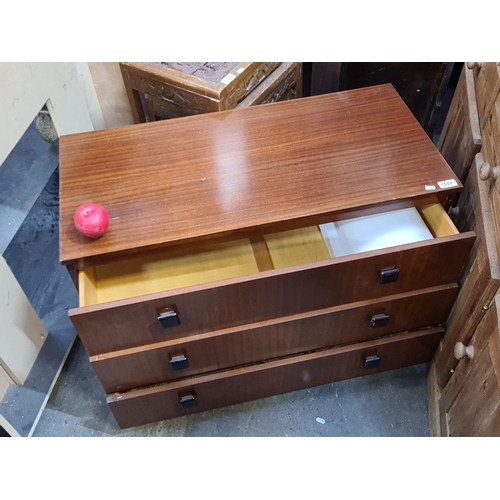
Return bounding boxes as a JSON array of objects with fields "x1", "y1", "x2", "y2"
[{"x1": 69, "y1": 203, "x2": 475, "y2": 355}]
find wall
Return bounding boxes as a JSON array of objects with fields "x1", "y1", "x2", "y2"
[{"x1": 0, "y1": 62, "x2": 133, "y2": 396}]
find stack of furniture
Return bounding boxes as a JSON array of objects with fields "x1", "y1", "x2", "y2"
[
  {"x1": 429, "y1": 62, "x2": 500, "y2": 436},
  {"x1": 120, "y1": 62, "x2": 303, "y2": 123},
  {"x1": 59, "y1": 84, "x2": 474, "y2": 428}
]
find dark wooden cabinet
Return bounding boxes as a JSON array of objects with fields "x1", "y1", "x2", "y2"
[
  {"x1": 59, "y1": 84, "x2": 473, "y2": 428},
  {"x1": 306, "y1": 62, "x2": 456, "y2": 137}
]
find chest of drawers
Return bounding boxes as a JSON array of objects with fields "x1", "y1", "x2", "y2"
[{"x1": 59, "y1": 84, "x2": 475, "y2": 428}]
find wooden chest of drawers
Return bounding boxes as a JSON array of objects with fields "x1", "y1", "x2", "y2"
[{"x1": 59, "y1": 84, "x2": 475, "y2": 428}]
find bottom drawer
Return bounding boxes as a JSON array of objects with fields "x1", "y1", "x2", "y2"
[{"x1": 108, "y1": 327, "x2": 443, "y2": 428}]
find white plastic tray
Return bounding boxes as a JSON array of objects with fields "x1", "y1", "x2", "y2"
[{"x1": 319, "y1": 207, "x2": 434, "y2": 258}]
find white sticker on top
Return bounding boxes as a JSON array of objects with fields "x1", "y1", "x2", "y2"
[
  {"x1": 220, "y1": 73, "x2": 237, "y2": 84},
  {"x1": 437, "y1": 179, "x2": 459, "y2": 189},
  {"x1": 237, "y1": 67, "x2": 245, "y2": 74}
]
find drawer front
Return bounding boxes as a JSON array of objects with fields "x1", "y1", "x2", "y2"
[
  {"x1": 107, "y1": 328, "x2": 444, "y2": 428},
  {"x1": 433, "y1": 154, "x2": 500, "y2": 389},
  {"x1": 439, "y1": 295, "x2": 500, "y2": 436},
  {"x1": 92, "y1": 284, "x2": 458, "y2": 392},
  {"x1": 70, "y1": 233, "x2": 474, "y2": 356}
]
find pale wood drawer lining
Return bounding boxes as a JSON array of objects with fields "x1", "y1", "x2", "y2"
[{"x1": 79, "y1": 203, "x2": 458, "y2": 307}]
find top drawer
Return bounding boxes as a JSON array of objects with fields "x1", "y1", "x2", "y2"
[{"x1": 69, "y1": 204, "x2": 475, "y2": 355}]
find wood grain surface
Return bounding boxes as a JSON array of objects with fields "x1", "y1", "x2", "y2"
[
  {"x1": 437, "y1": 64, "x2": 481, "y2": 183},
  {"x1": 91, "y1": 284, "x2": 458, "y2": 393},
  {"x1": 59, "y1": 84, "x2": 462, "y2": 267},
  {"x1": 107, "y1": 327, "x2": 444, "y2": 428},
  {"x1": 472, "y1": 62, "x2": 500, "y2": 129}
]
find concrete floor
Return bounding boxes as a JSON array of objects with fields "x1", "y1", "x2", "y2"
[
  {"x1": 1, "y1": 119, "x2": 433, "y2": 438},
  {"x1": 34, "y1": 340, "x2": 429, "y2": 437}
]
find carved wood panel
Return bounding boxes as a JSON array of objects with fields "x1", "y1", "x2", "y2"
[{"x1": 120, "y1": 62, "x2": 284, "y2": 123}]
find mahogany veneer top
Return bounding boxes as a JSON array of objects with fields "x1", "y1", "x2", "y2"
[{"x1": 59, "y1": 84, "x2": 461, "y2": 267}]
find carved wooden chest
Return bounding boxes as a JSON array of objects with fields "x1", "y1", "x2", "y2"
[{"x1": 119, "y1": 62, "x2": 303, "y2": 123}]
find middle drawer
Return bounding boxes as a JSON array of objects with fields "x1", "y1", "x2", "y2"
[{"x1": 91, "y1": 283, "x2": 457, "y2": 393}]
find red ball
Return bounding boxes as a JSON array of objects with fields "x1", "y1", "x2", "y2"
[{"x1": 74, "y1": 203, "x2": 109, "y2": 238}]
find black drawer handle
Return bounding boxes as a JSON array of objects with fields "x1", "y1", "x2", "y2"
[
  {"x1": 378, "y1": 267, "x2": 399, "y2": 284},
  {"x1": 370, "y1": 313, "x2": 390, "y2": 328},
  {"x1": 157, "y1": 307, "x2": 181, "y2": 329},
  {"x1": 169, "y1": 354, "x2": 189, "y2": 371},
  {"x1": 364, "y1": 355, "x2": 381, "y2": 369},
  {"x1": 179, "y1": 393, "x2": 198, "y2": 410}
]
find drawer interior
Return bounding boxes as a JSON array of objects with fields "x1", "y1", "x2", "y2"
[
  {"x1": 267, "y1": 204, "x2": 459, "y2": 269},
  {"x1": 80, "y1": 203, "x2": 459, "y2": 306}
]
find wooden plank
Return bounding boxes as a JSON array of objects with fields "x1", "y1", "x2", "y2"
[
  {"x1": 264, "y1": 226, "x2": 330, "y2": 269},
  {"x1": 474, "y1": 325, "x2": 500, "y2": 436},
  {"x1": 70, "y1": 233, "x2": 474, "y2": 356},
  {"x1": 481, "y1": 98, "x2": 500, "y2": 170},
  {"x1": 418, "y1": 204, "x2": 459, "y2": 237},
  {"x1": 427, "y1": 361, "x2": 442, "y2": 437},
  {"x1": 437, "y1": 64, "x2": 481, "y2": 182},
  {"x1": 91, "y1": 284, "x2": 457, "y2": 393},
  {"x1": 249, "y1": 236, "x2": 274, "y2": 272},
  {"x1": 107, "y1": 327, "x2": 444, "y2": 428},
  {"x1": 59, "y1": 85, "x2": 463, "y2": 268}
]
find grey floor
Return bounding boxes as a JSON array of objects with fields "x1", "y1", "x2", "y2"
[{"x1": 2, "y1": 120, "x2": 432, "y2": 438}]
